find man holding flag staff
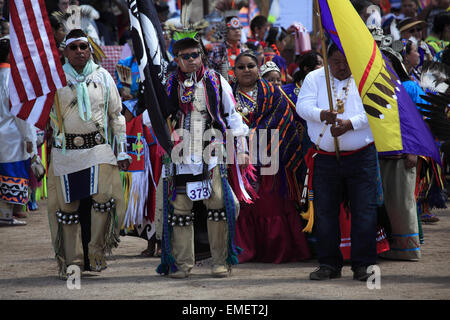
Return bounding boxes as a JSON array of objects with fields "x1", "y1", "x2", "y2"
[
  {"x1": 297, "y1": 43, "x2": 378, "y2": 282},
  {"x1": 297, "y1": 0, "x2": 440, "y2": 282}
]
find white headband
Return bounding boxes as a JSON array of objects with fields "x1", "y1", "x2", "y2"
[{"x1": 65, "y1": 37, "x2": 89, "y2": 46}]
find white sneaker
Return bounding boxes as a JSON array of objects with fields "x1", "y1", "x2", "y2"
[
  {"x1": 211, "y1": 265, "x2": 230, "y2": 278},
  {"x1": 169, "y1": 269, "x2": 190, "y2": 279}
]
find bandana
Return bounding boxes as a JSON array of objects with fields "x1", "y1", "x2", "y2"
[
  {"x1": 63, "y1": 59, "x2": 98, "y2": 121},
  {"x1": 226, "y1": 17, "x2": 242, "y2": 29},
  {"x1": 65, "y1": 37, "x2": 89, "y2": 46}
]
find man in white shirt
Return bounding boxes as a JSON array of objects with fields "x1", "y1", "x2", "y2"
[{"x1": 297, "y1": 43, "x2": 378, "y2": 282}]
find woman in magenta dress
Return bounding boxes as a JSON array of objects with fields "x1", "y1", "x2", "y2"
[{"x1": 231, "y1": 51, "x2": 311, "y2": 263}]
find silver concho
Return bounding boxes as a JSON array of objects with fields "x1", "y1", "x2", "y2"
[
  {"x1": 75, "y1": 74, "x2": 86, "y2": 83},
  {"x1": 95, "y1": 133, "x2": 104, "y2": 144},
  {"x1": 181, "y1": 95, "x2": 191, "y2": 104},
  {"x1": 294, "y1": 87, "x2": 300, "y2": 96},
  {"x1": 73, "y1": 136, "x2": 85, "y2": 147},
  {"x1": 184, "y1": 79, "x2": 194, "y2": 88}
]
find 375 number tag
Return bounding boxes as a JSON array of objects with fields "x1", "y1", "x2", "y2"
[{"x1": 186, "y1": 181, "x2": 211, "y2": 201}]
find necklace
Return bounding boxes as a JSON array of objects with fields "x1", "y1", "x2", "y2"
[
  {"x1": 183, "y1": 72, "x2": 196, "y2": 88},
  {"x1": 227, "y1": 42, "x2": 239, "y2": 62},
  {"x1": 180, "y1": 73, "x2": 197, "y2": 104},
  {"x1": 293, "y1": 82, "x2": 301, "y2": 96},
  {"x1": 235, "y1": 84, "x2": 258, "y2": 116},
  {"x1": 330, "y1": 73, "x2": 352, "y2": 114}
]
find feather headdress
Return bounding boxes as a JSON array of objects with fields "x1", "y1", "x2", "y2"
[
  {"x1": 54, "y1": 5, "x2": 105, "y2": 62},
  {"x1": 165, "y1": 0, "x2": 209, "y2": 44},
  {"x1": 420, "y1": 61, "x2": 450, "y2": 94},
  {"x1": 416, "y1": 91, "x2": 450, "y2": 140}
]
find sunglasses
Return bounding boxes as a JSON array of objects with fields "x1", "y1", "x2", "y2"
[
  {"x1": 178, "y1": 52, "x2": 201, "y2": 60},
  {"x1": 68, "y1": 43, "x2": 89, "y2": 51},
  {"x1": 236, "y1": 64, "x2": 257, "y2": 70}
]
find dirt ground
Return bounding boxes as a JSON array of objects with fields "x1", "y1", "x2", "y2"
[{"x1": 1, "y1": 199, "x2": 449, "y2": 301}]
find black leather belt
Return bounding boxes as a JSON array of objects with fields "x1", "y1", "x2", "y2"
[{"x1": 54, "y1": 131, "x2": 106, "y2": 149}]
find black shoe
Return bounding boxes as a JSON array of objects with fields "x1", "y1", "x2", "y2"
[
  {"x1": 309, "y1": 266, "x2": 341, "y2": 281},
  {"x1": 353, "y1": 266, "x2": 371, "y2": 281}
]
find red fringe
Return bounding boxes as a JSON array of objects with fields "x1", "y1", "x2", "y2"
[
  {"x1": 156, "y1": 144, "x2": 166, "y2": 157},
  {"x1": 229, "y1": 163, "x2": 258, "y2": 204},
  {"x1": 271, "y1": 44, "x2": 281, "y2": 56},
  {"x1": 285, "y1": 168, "x2": 303, "y2": 205}
]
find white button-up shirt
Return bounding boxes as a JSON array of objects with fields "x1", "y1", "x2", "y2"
[{"x1": 296, "y1": 67, "x2": 374, "y2": 152}]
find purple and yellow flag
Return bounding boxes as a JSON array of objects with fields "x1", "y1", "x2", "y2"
[{"x1": 318, "y1": 0, "x2": 440, "y2": 163}]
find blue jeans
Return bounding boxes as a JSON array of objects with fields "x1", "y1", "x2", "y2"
[{"x1": 312, "y1": 144, "x2": 378, "y2": 271}]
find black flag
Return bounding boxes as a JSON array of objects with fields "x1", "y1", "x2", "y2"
[{"x1": 127, "y1": 0, "x2": 173, "y2": 155}]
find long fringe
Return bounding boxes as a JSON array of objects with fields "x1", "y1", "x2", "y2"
[
  {"x1": 54, "y1": 222, "x2": 67, "y2": 277},
  {"x1": 220, "y1": 164, "x2": 242, "y2": 266},
  {"x1": 105, "y1": 206, "x2": 120, "y2": 254},
  {"x1": 416, "y1": 200, "x2": 424, "y2": 243},
  {"x1": 229, "y1": 162, "x2": 258, "y2": 203},
  {"x1": 156, "y1": 178, "x2": 178, "y2": 275},
  {"x1": 123, "y1": 171, "x2": 149, "y2": 230},
  {"x1": 120, "y1": 171, "x2": 131, "y2": 228},
  {"x1": 300, "y1": 193, "x2": 314, "y2": 233}
]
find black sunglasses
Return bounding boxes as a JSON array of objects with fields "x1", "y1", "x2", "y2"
[
  {"x1": 236, "y1": 64, "x2": 257, "y2": 70},
  {"x1": 178, "y1": 52, "x2": 201, "y2": 60},
  {"x1": 68, "y1": 43, "x2": 89, "y2": 51}
]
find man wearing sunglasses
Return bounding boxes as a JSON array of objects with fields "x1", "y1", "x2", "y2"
[
  {"x1": 157, "y1": 31, "x2": 250, "y2": 279},
  {"x1": 47, "y1": 29, "x2": 130, "y2": 279}
]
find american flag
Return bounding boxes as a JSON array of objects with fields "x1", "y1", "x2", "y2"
[{"x1": 9, "y1": 0, "x2": 67, "y2": 130}]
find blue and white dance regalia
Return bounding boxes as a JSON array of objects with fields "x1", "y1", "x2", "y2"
[{"x1": 0, "y1": 63, "x2": 34, "y2": 223}]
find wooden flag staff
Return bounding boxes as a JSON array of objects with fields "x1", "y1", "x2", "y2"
[
  {"x1": 315, "y1": 0, "x2": 340, "y2": 161},
  {"x1": 54, "y1": 92, "x2": 64, "y2": 135}
]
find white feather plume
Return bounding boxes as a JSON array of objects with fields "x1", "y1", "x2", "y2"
[
  {"x1": 420, "y1": 62, "x2": 450, "y2": 94},
  {"x1": 390, "y1": 19, "x2": 401, "y2": 41},
  {"x1": 180, "y1": 0, "x2": 193, "y2": 29}
]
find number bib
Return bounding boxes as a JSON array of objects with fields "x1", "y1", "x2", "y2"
[{"x1": 186, "y1": 180, "x2": 212, "y2": 201}]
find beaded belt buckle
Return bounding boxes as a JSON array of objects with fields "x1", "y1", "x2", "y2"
[{"x1": 56, "y1": 131, "x2": 106, "y2": 149}]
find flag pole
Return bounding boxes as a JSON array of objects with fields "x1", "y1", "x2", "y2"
[
  {"x1": 54, "y1": 92, "x2": 63, "y2": 134},
  {"x1": 315, "y1": 0, "x2": 340, "y2": 160}
]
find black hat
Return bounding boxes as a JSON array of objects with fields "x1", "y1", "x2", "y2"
[
  {"x1": 398, "y1": 17, "x2": 426, "y2": 33},
  {"x1": 172, "y1": 37, "x2": 200, "y2": 56}
]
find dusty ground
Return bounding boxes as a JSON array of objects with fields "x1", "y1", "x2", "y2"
[{"x1": 0, "y1": 199, "x2": 449, "y2": 301}]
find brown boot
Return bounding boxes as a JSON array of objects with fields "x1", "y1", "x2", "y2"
[{"x1": 155, "y1": 240, "x2": 162, "y2": 257}]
